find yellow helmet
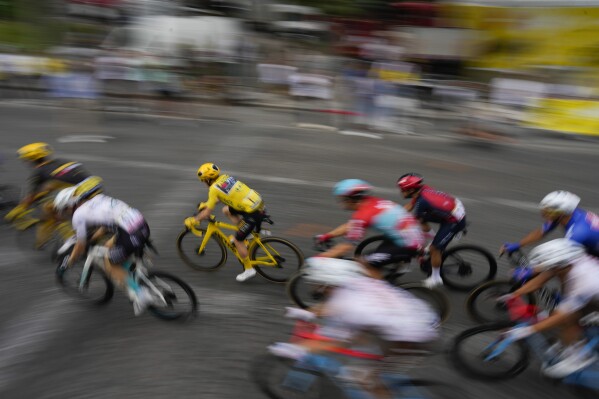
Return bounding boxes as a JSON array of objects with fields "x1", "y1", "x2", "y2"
[
  {"x1": 197, "y1": 163, "x2": 220, "y2": 183},
  {"x1": 17, "y1": 142, "x2": 53, "y2": 161},
  {"x1": 73, "y1": 176, "x2": 103, "y2": 203}
]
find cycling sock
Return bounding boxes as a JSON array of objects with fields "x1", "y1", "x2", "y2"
[
  {"x1": 431, "y1": 267, "x2": 441, "y2": 279},
  {"x1": 241, "y1": 256, "x2": 252, "y2": 270},
  {"x1": 127, "y1": 275, "x2": 140, "y2": 293}
]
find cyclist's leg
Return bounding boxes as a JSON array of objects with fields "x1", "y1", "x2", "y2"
[
  {"x1": 104, "y1": 225, "x2": 150, "y2": 295},
  {"x1": 427, "y1": 218, "x2": 466, "y2": 286},
  {"x1": 235, "y1": 211, "x2": 265, "y2": 281},
  {"x1": 361, "y1": 241, "x2": 418, "y2": 280},
  {"x1": 35, "y1": 199, "x2": 57, "y2": 248},
  {"x1": 222, "y1": 205, "x2": 241, "y2": 225}
]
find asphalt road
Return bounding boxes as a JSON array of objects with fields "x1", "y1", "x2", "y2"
[{"x1": 1, "y1": 102, "x2": 598, "y2": 399}]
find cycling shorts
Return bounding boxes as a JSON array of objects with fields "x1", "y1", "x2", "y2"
[
  {"x1": 230, "y1": 207, "x2": 267, "y2": 241},
  {"x1": 108, "y1": 223, "x2": 150, "y2": 264},
  {"x1": 432, "y1": 218, "x2": 466, "y2": 250},
  {"x1": 362, "y1": 240, "x2": 420, "y2": 269}
]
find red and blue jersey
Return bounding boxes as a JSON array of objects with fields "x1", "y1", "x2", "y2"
[
  {"x1": 410, "y1": 185, "x2": 465, "y2": 224},
  {"x1": 543, "y1": 208, "x2": 599, "y2": 257},
  {"x1": 346, "y1": 196, "x2": 424, "y2": 249}
]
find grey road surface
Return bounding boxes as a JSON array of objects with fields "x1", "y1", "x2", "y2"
[{"x1": 1, "y1": 103, "x2": 598, "y2": 399}]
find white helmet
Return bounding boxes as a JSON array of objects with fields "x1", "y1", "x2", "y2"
[
  {"x1": 302, "y1": 257, "x2": 367, "y2": 286},
  {"x1": 541, "y1": 345, "x2": 598, "y2": 379},
  {"x1": 54, "y1": 186, "x2": 77, "y2": 212},
  {"x1": 539, "y1": 191, "x2": 580, "y2": 215},
  {"x1": 528, "y1": 238, "x2": 585, "y2": 271}
]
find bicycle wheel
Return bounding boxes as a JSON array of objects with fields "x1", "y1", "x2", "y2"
[
  {"x1": 0, "y1": 185, "x2": 20, "y2": 223},
  {"x1": 395, "y1": 282, "x2": 451, "y2": 324},
  {"x1": 287, "y1": 271, "x2": 327, "y2": 310},
  {"x1": 146, "y1": 271, "x2": 198, "y2": 321},
  {"x1": 176, "y1": 228, "x2": 227, "y2": 271},
  {"x1": 56, "y1": 257, "x2": 114, "y2": 305},
  {"x1": 250, "y1": 354, "x2": 341, "y2": 399},
  {"x1": 252, "y1": 237, "x2": 304, "y2": 283},
  {"x1": 441, "y1": 245, "x2": 497, "y2": 291},
  {"x1": 466, "y1": 280, "x2": 536, "y2": 324},
  {"x1": 381, "y1": 375, "x2": 473, "y2": 399},
  {"x1": 449, "y1": 322, "x2": 529, "y2": 380}
]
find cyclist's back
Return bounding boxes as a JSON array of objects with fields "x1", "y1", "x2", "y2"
[
  {"x1": 348, "y1": 196, "x2": 423, "y2": 250},
  {"x1": 558, "y1": 255, "x2": 599, "y2": 313},
  {"x1": 325, "y1": 274, "x2": 439, "y2": 344},
  {"x1": 544, "y1": 208, "x2": 599, "y2": 257},
  {"x1": 411, "y1": 185, "x2": 465, "y2": 224},
  {"x1": 206, "y1": 174, "x2": 263, "y2": 213},
  {"x1": 30, "y1": 158, "x2": 89, "y2": 193}
]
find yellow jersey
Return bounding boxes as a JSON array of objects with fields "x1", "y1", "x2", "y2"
[{"x1": 206, "y1": 174, "x2": 264, "y2": 213}]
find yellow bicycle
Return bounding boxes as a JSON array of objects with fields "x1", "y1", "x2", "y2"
[
  {"x1": 8, "y1": 193, "x2": 74, "y2": 252},
  {"x1": 176, "y1": 214, "x2": 304, "y2": 283}
]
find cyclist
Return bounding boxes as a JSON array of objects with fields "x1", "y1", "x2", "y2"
[
  {"x1": 5, "y1": 142, "x2": 90, "y2": 248},
  {"x1": 315, "y1": 179, "x2": 425, "y2": 280},
  {"x1": 270, "y1": 257, "x2": 439, "y2": 399},
  {"x1": 501, "y1": 190, "x2": 599, "y2": 258},
  {"x1": 397, "y1": 173, "x2": 466, "y2": 288},
  {"x1": 54, "y1": 177, "x2": 153, "y2": 316},
  {"x1": 500, "y1": 238, "x2": 599, "y2": 378},
  {"x1": 185, "y1": 163, "x2": 267, "y2": 282}
]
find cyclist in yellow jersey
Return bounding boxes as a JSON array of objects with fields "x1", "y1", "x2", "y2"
[{"x1": 187, "y1": 163, "x2": 266, "y2": 282}]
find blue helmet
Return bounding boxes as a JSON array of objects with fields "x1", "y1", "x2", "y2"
[{"x1": 333, "y1": 179, "x2": 373, "y2": 198}]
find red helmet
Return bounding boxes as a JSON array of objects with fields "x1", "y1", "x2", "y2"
[{"x1": 397, "y1": 173, "x2": 423, "y2": 191}]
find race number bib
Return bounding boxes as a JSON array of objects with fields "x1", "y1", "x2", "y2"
[{"x1": 451, "y1": 199, "x2": 466, "y2": 221}]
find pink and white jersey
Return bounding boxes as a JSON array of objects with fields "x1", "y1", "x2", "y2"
[{"x1": 346, "y1": 197, "x2": 425, "y2": 249}]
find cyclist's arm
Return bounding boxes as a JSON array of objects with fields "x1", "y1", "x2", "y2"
[
  {"x1": 322, "y1": 223, "x2": 349, "y2": 239},
  {"x1": 319, "y1": 241, "x2": 354, "y2": 258},
  {"x1": 501, "y1": 227, "x2": 545, "y2": 254},
  {"x1": 511, "y1": 269, "x2": 556, "y2": 297},
  {"x1": 529, "y1": 308, "x2": 581, "y2": 335},
  {"x1": 196, "y1": 205, "x2": 213, "y2": 222},
  {"x1": 518, "y1": 227, "x2": 546, "y2": 247},
  {"x1": 90, "y1": 226, "x2": 108, "y2": 243}
]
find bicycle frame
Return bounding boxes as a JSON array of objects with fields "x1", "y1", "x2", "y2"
[
  {"x1": 189, "y1": 216, "x2": 282, "y2": 268},
  {"x1": 79, "y1": 245, "x2": 168, "y2": 305},
  {"x1": 483, "y1": 299, "x2": 599, "y2": 391},
  {"x1": 273, "y1": 321, "x2": 435, "y2": 399}
]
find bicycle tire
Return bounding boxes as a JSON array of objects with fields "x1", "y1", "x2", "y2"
[
  {"x1": 466, "y1": 280, "x2": 537, "y2": 324},
  {"x1": 176, "y1": 228, "x2": 227, "y2": 271},
  {"x1": 250, "y1": 354, "x2": 341, "y2": 399},
  {"x1": 380, "y1": 376, "x2": 473, "y2": 399},
  {"x1": 252, "y1": 237, "x2": 304, "y2": 283},
  {"x1": 146, "y1": 271, "x2": 198, "y2": 321},
  {"x1": 449, "y1": 322, "x2": 530, "y2": 380},
  {"x1": 286, "y1": 271, "x2": 322, "y2": 310},
  {"x1": 56, "y1": 256, "x2": 114, "y2": 305},
  {"x1": 396, "y1": 282, "x2": 451, "y2": 324},
  {"x1": 440, "y1": 244, "x2": 497, "y2": 291},
  {"x1": 0, "y1": 184, "x2": 20, "y2": 223}
]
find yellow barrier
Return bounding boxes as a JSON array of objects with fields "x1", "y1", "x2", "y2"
[{"x1": 524, "y1": 98, "x2": 599, "y2": 136}]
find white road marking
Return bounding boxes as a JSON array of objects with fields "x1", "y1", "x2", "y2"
[
  {"x1": 296, "y1": 123, "x2": 338, "y2": 131},
  {"x1": 60, "y1": 152, "x2": 567, "y2": 212},
  {"x1": 339, "y1": 130, "x2": 383, "y2": 139},
  {"x1": 57, "y1": 135, "x2": 115, "y2": 143}
]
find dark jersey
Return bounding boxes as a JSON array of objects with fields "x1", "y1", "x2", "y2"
[{"x1": 29, "y1": 158, "x2": 90, "y2": 194}]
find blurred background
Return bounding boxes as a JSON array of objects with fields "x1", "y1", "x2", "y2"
[
  {"x1": 2, "y1": 2, "x2": 599, "y2": 399},
  {"x1": 1, "y1": 0, "x2": 599, "y2": 137}
]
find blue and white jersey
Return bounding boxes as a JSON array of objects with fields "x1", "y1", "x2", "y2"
[{"x1": 543, "y1": 208, "x2": 599, "y2": 257}]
